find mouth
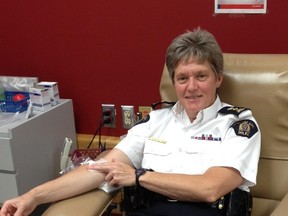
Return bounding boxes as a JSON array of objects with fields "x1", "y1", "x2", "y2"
[{"x1": 185, "y1": 95, "x2": 202, "y2": 100}]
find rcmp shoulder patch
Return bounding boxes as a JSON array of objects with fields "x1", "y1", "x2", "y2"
[
  {"x1": 135, "y1": 114, "x2": 150, "y2": 126},
  {"x1": 218, "y1": 106, "x2": 250, "y2": 117},
  {"x1": 231, "y1": 120, "x2": 258, "y2": 138}
]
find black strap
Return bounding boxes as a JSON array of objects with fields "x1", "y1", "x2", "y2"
[{"x1": 151, "y1": 101, "x2": 176, "y2": 110}]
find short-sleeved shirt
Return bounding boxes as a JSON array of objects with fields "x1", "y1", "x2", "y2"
[{"x1": 115, "y1": 96, "x2": 261, "y2": 192}]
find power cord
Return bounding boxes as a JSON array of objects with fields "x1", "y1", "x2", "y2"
[{"x1": 86, "y1": 110, "x2": 112, "y2": 150}]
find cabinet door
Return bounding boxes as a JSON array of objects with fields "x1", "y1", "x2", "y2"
[
  {"x1": 0, "y1": 173, "x2": 18, "y2": 204},
  {"x1": 0, "y1": 138, "x2": 15, "y2": 171}
]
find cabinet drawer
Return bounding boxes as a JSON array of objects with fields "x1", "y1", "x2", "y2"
[
  {"x1": 0, "y1": 172, "x2": 18, "y2": 205},
  {"x1": 0, "y1": 138, "x2": 15, "y2": 171}
]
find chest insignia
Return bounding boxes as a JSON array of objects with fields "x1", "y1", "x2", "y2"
[
  {"x1": 218, "y1": 106, "x2": 250, "y2": 117},
  {"x1": 191, "y1": 134, "x2": 222, "y2": 141},
  {"x1": 148, "y1": 137, "x2": 167, "y2": 144},
  {"x1": 231, "y1": 120, "x2": 258, "y2": 138}
]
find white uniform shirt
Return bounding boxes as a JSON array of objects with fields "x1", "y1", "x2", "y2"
[{"x1": 115, "y1": 96, "x2": 261, "y2": 192}]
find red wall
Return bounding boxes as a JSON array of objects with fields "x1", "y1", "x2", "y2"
[{"x1": 1, "y1": 1, "x2": 288, "y2": 136}]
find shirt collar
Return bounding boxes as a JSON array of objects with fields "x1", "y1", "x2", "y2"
[{"x1": 172, "y1": 95, "x2": 222, "y2": 126}]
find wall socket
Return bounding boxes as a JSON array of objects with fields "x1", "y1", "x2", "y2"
[
  {"x1": 102, "y1": 104, "x2": 116, "y2": 128},
  {"x1": 121, "y1": 105, "x2": 134, "y2": 129}
]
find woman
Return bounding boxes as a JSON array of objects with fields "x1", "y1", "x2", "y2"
[{"x1": 0, "y1": 28, "x2": 260, "y2": 216}]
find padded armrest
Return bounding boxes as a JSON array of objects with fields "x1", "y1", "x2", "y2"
[
  {"x1": 270, "y1": 192, "x2": 288, "y2": 216},
  {"x1": 42, "y1": 189, "x2": 115, "y2": 216}
]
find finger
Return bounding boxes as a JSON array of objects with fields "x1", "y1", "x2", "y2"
[
  {"x1": 104, "y1": 172, "x2": 114, "y2": 182},
  {"x1": 88, "y1": 165, "x2": 112, "y2": 174},
  {"x1": 87, "y1": 161, "x2": 112, "y2": 169},
  {"x1": 14, "y1": 204, "x2": 34, "y2": 216},
  {"x1": 109, "y1": 178, "x2": 119, "y2": 188},
  {"x1": 0, "y1": 204, "x2": 16, "y2": 216}
]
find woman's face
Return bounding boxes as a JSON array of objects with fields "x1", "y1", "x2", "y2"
[{"x1": 174, "y1": 59, "x2": 223, "y2": 121}]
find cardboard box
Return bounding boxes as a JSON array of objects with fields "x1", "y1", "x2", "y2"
[
  {"x1": 37, "y1": 81, "x2": 60, "y2": 105},
  {"x1": 29, "y1": 87, "x2": 51, "y2": 111}
]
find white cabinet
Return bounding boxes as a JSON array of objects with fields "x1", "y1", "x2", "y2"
[{"x1": 0, "y1": 99, "x2": 77, "y2": 205}]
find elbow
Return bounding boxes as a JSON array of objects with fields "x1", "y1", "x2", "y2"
[
  {"x1": 202, "y1": 184, "x2": 235, "y2": 203},
  {"x1": 205, "y1": 193, "x2": 222, "y2": 203},
  {"x1": 200, "y1": 184, "x2": 224, "y2": 203}
]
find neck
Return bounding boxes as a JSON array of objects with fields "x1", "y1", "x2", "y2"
[{"x1": 190, "y1": 117, "x2": 196, "y2": 122}]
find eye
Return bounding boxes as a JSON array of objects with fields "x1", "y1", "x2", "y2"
[
  {"x1": 176, "y1": 76, "x2": 188, "y2": 84},
  {"x1": 196, "y1": 73, "x2": 208, "y2": 81}
]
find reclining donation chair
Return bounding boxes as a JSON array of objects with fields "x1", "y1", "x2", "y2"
[{"x1": 43, "y1": 53, "x2": 288, "y2": 216}]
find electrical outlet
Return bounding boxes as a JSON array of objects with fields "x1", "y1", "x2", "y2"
[
  {"x1": 121, "y1": 105, "x2": 134, "y2": 129},
  {"x1": 102, "y1": 104, "x2": 116, "y2": 128}
]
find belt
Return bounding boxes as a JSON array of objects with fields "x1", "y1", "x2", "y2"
[{"x1": 151, "y1": 192, "x2": 225, "y2": 209}]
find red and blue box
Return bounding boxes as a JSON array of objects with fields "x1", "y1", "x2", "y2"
[{"x1": 0, "y1": 91, "x2": 29, "y2": 113}]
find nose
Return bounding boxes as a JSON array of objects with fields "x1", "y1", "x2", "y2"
[{"x1": 187, "y1": 78, "x2": 198, "y2": 91}]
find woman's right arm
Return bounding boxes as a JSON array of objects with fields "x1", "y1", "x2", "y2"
[{"x1": 0, "y1": 148, "x2": 131, "y2": 216}]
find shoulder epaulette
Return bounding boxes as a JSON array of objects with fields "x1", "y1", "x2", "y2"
[
  {"x1": 151, "y1": 101, "x2": 176, "y2": 110},
  {"x1": 218, "y1": 106, "x2": 250, "y2": 117}
]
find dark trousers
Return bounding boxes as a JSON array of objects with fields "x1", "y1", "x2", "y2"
[{"x1": 130, "y1": 200, "x2": 222, "y2": 216}]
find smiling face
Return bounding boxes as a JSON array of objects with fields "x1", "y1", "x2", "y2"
[{"x1": 174, "y1": 59, "x2": 223, "y2": 121}]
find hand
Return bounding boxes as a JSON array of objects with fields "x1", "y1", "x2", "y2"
[
  {"x1": 87, "y1": 160, "x2": 136, "y2": 187},
  {"x1": 0, "y1": 192, "x2": 37, "y2": 216}
]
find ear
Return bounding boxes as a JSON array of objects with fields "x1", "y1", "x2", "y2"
[{"x1": 216, "y1": 74, "x2": 224, "y2": 88}]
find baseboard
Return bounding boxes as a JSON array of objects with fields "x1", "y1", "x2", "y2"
[{"x1": 76, "y1": 134, "x2": 120, "y2": 149}]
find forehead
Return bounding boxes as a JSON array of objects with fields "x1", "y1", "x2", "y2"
[{"x1": 175, "y1": 58, "x2": 212, "y2": 73}]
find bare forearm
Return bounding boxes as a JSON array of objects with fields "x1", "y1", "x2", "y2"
[{"x1": 29, "y1": 165, "x2": 105, "y2": 205}]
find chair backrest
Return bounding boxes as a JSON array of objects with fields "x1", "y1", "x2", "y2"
[{"x1": 159, "y1": 53, "x2": 288, "y2": 216}]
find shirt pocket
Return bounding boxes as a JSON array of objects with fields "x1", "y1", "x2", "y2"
[
  {"x1": 143, "y1": 139, "x2": 172, "y2": 155},
  {"x1": 142, "y1": 139, "x2": 174, "y2": 172},
  {"x1": 183, "y1": 140, "x2": 221, "y2": 174},
  {"x1": 185, "y1": 139, "x2": 221, "y2": 154}
]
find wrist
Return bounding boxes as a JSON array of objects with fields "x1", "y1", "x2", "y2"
[
  {"x1": 23, "y1": 189, "x2": 40, "y2": 209},
  {"x1": 28, "y1": 186, "x2": 50, "y2": 206},
  {"x1": 135, "y1": 168, "x2": 147, "y2": 186}
]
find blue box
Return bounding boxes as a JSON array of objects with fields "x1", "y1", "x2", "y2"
[{"x1": 0, "y1": 91, "x2": 29, "y2": 113}]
